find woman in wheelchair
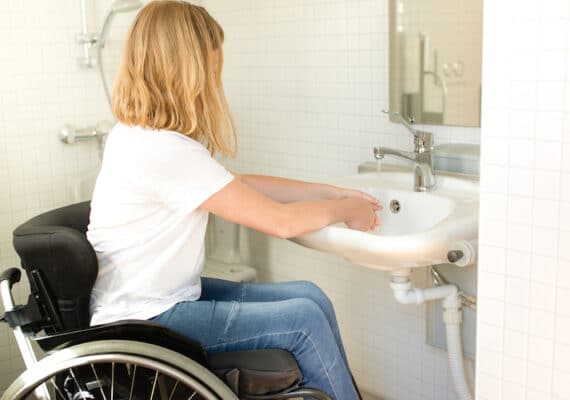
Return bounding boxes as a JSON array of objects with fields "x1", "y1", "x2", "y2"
[{"x1": 1, "y1": 1, "x2": 381, "y2": 399}]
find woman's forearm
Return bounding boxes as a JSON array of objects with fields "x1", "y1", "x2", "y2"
[
  {"x1": 236, "y1": 173, "x2": 381, "y2": 208},
  {"x1": 236, "y1": 174, "x2": 337, "y2": 203},
  {"x1": 200, "y1": 179, "x2": 380, "y2": 239}
]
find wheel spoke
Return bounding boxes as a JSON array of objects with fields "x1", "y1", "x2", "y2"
[
  {"x1": 47, "y1": 377, "x2": 66, "y2": 399},
  {"x1": 168, "y1": 381, "x2": 179, "y2": 400},
  {"x1": 129, "y1": 365, "x2": 137, "y2": 400},
  {"x1": 90, "y1": 363, "x2": 108, "y2": 400},
  {"x1": 68, "y1": 368, "x2": 88, "y2": 400},
  {"x1": 111, "y1": 362, "x2": 115, "y2": 400},
  {"x1": 149, "y1": 370, "x2": 159, "y2": 400}
]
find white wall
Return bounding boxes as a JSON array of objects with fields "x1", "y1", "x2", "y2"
[
  {"x1": 0, "y1": 1, "x2": 486, "y2": 399},
  {"x1": 202, "y1": 1, "x2": 479, "y2": 399},
  {"x1": 0, "y1": 0, "x2": 114, "y2": 391},
  {"x1": 476, "y1": 1, "x2": 570, "y2": 399}
]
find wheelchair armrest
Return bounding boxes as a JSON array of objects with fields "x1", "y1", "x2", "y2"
[{"x1": 34, "y1": 320, "x2": 209, "y2": 367}]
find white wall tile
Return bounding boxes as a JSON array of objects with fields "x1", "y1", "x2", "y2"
[
  {"x1": 534, "y1": 141, "x2": 562, "y2": 171},
  {"x1": 506, "y1": 223, "x2": 533, "y2": 252},
  {"x1": 504, "y1": 303, "x2": 530, "y2": 333},
  {"x1": 477, "y1": 2, "x2": 570, "y2": 398},
  {"x1": 502, "y1": 380, "x2": 527, "y2": 400},
  {"x1": 538, "y1": 51, "x2": 567, "y2": 82},
  {"x1": 533, "y1": 170, "x2": 561, "y2": 200},
  {"x1": 510, "y1": 110, "x2": 537, "y2": 139},
  {"x1": 507, "y1": 197, "x2": 534, "y2": 224},
  {"x1": 527, "y1": 336, "x2": 554, "y2": 366},
  {"x1": 506, "y1": 250, "x2": 532, "y2": 279},
  {"x1": 478, "y1": 298, "x2": 506, "y2": 327},
  {"x1": 532, "y1": 199, "x2": 560, "y2": 229},
  {"x1": 531, "y1": 255, "x2": 558, "y2": 285},
  {"x1": 532, "y1": 227, "x2": 559, "y2": 257},
  {"x1": 553, "y1": 370, "x2": 570, "y2": 399},
  {"x1": 506, "y1": 277, "x2": 530, "y2": 307},
  {"x1": 508, "y1": 167, "x2": 535, "y2": 197},
  {"x1": 527, "y1": 362, "x2": 553, "y2": 393},
  {"x1": 557, "y1": 260, "x2": 570, "y2": 289},
  {"x1": 529, "y1": 282, "x2": 556, "y2": 312}
]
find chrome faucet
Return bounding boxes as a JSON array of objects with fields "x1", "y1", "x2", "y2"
[{"x1": 374, "y1": 111, "x2": 436, "y2": 192}]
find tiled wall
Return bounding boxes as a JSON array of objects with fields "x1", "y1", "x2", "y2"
[
  {"x1": 202, "y1": 1, "x2": 479, "y2": 399},
  {"x1": 0, "y1": 1, "x2": 487, "y2": 399},
  {"x1": 476, "y1": 1, "x2": 570, "y2": 399},
  {"x1": 0, "y1": 0, "x2": 118, "y2": 391}
]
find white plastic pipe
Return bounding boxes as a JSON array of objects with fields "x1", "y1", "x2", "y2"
[
  {"x1": 389, "y1": 274, "x2": 473, "y2": 400},
  {"x1": 445, "y1": 316, "x2": 473, "y2": 400},
  {"x1": 389, "y1": 280, "x2": 458, "y2": 304}
]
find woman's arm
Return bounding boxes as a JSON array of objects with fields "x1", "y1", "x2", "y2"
[
  {"x1": 236, "y1": 173, "x2": 378, "y2": 205},
  {"x1": 200, "y1": 179, "x2": 380, "y2": 239}
]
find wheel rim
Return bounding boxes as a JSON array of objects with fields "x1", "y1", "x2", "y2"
[
  {"x1": 2, "y1": 340, "x2": 237, "y2": 400},
  {"x1": 12, "y1": 353, "x2": 218, "y2": 400}
]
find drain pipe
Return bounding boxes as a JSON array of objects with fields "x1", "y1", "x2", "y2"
[{"x1": 390, "y1": 271, "x2": 473, "y2": 400}]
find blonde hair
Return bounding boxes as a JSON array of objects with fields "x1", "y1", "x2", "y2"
[{"x1": 113, "y1": 0, "x2": 237, "y2": 156}]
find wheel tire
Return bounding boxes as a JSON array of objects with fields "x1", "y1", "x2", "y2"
[{"x1": 1, "y1": 340, "x2": 238, "y2": 400}]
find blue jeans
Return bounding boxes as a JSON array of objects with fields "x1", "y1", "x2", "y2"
[{"x1": 151, "y1": 278, "x2": 359, "y2": 400}]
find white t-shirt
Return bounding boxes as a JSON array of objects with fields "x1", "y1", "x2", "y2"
[{"x1": 87, "y1": 123, "x2": 234, "y2": 325}]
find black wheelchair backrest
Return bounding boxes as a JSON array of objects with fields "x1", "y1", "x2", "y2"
[{"x1": 12, "y1": 201, "x2": 97, "y2": 332}]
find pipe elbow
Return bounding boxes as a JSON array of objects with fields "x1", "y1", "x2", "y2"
[{"x1": 390, "y1": 281, "x2": 423, "y2": 304}]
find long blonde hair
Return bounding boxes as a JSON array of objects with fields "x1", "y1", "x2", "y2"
[{"x1": 113, "y1": 0, "x2": 237, "y2": 156}]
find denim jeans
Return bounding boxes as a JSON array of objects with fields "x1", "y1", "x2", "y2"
[{"x1": 150, "y1": 278, "x2": 359, "y2": 400}]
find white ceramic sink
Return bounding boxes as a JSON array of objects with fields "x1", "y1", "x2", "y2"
[{"x1": 291, "y1": 170, "x2": 479, "y2": 271}]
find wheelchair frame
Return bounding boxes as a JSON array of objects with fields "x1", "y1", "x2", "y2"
[
  {"x1": 1, "y1": 267, "x2": 332, "y2": 400},
  {"x1": 0, "y1": 201, "x2": 333, "y2": 400}
]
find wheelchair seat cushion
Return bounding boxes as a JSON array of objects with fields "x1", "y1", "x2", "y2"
[{"x1": 209, "y1": 349, "x2": 302, "y2": 396}]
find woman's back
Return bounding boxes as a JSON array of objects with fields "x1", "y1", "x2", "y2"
[{"x1": 87, "y1": 123, "x2": 234, "y2": 325}]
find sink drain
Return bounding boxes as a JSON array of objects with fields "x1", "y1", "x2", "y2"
[{"x1": 390, "y1": 200, "x2": 401, "y2": 214}]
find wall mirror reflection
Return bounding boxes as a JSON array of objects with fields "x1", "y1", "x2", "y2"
[{"x1": 389, "y1": 0, "x2": 483, "y2": 127}]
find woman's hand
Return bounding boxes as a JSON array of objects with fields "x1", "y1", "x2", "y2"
[
  {"x1": 332, "y1": 186, "x2": 379, "y2": 204},
  {"x1": 327, "y1": 186, "x2": 382, "y2": 231},
  {"x1": 343, "y1": 198, "x2": 382, "y2": 231}
]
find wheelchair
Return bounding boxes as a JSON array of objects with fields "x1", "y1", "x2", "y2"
[{"x1": 0, "y1": 202, "x2": 332, "y2": 400}]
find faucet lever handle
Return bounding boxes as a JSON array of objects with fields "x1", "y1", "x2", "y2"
[
  {"x1": 382, "y1": 110, "x2": 414, "y2": 125},
  {"x1": 382, "y1": 110, "x2": 419, "y2": 137},
  {"x1": 382, "y1": 110, "x2": 433, "y2": 150}
]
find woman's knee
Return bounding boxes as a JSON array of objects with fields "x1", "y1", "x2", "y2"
[
  {"x1": 293, "y1": 281, "x2": 335, "y2": 314},
  {"x1": 287, "y1": 297, "x2": 330, "y2": 332}
]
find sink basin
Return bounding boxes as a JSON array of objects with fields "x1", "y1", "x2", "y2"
[{"x1": 290, "y1": 170, "x2": 479, "y2": 271}]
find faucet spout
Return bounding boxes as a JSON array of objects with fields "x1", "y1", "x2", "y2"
[
  {"x1": 377, "y1": 110, "x2": 437, "y2": 192},
  {"x1": 374, "y1": 147, "x2": 417, "y2": 163},
  {"x1": 374, "y1": 146, "x2": 436, "y2": 192}
]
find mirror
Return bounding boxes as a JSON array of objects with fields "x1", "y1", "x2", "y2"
[{"x1": 389, "y1": 0, "x2": 483, "y2": 127}]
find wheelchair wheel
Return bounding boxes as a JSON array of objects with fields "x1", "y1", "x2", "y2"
[{"x1": 1, "y1": 340, "x2": 238, "y2": 400}]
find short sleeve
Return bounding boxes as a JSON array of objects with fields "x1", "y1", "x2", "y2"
[{"x1": 145, "y1": 136, "x2": 234, "y2": 213}]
